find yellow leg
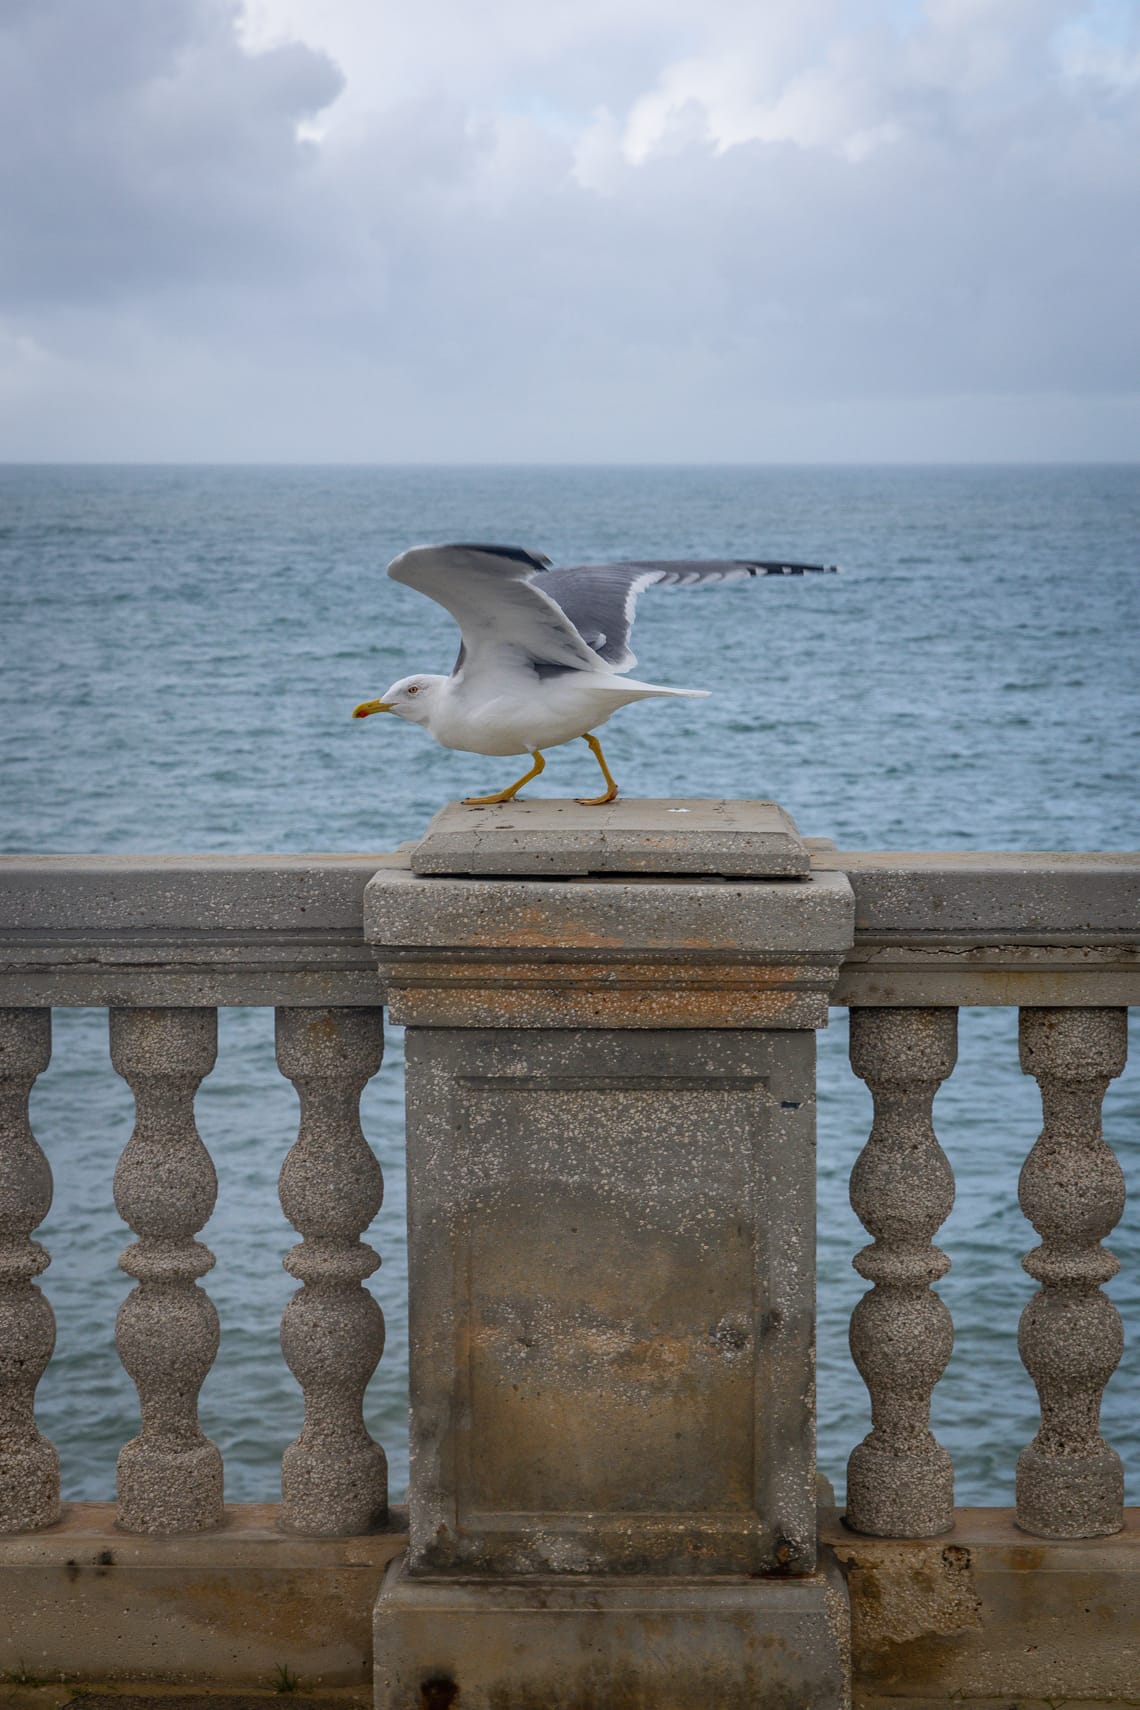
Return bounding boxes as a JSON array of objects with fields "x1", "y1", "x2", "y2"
[
  {"x1": 464, "y1": 751, "x2": 546, "y2": 805},
  {"x1": 577, "y1": 733, "x2": 619, "y2": 805}
]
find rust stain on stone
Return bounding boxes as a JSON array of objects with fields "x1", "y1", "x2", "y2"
[
  {"x1": 835, "y1": 1537, "x2": 983, "y2": 1689},
  {"x1": 464, "y1": 906, "x2": 626, "y2": 951},
  {"x1": 1006, "y1": 1542, "x2": 1049, "y2": 1572},
  {"x1": 612, "y1": 1331, "x2": 693, "y2": 1382},
  {"x1": 145, "y1": 1567, "x2": 380, "y2": 1663}
]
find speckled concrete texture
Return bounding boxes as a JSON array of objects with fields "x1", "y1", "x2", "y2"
[
  {"x1": 0, "y1": 1504, "x2": 1136, "y2": 1700},
  {"x1": 403, "y1": 1027, "x2": 818, "y2": 1579},
  {"x1": 822, "y1": 849, "x2": 1140, "y2": 1008},
  {"x1": 276, "y1": 1008, "x2": 388, "y2": 1537},
  {"x1": 3, "y1": 846, "x2": 1135, "y2": 1009},
  {"x1": 383, "y1": 817, "x2": 849, "y2": 1703},
  {"x1": 814, "y1": 849, "x2": 1140, "y2": 937},
  {"x1": 366, "y1": 860, "x2": 854, "y2": 1029},
  {"x1": 0, "y1": 1006, "x2": 60, "y2": 1533},
  {"x1": 1016, "y1": 1006, "x2": 1128, "y2": 1538},
  {"x1": 845, "y1": 1009, "x2": 957, "y2": 1538},
  {"x1": 409, "y1": 797, "x2": 812, "y2": 876},
  {"x1": 0, "y1": 1501, "x2": 407, "y2": 1687},
  {"x1": 366, "y1": 863, "x2": 853, "y2": 957},
  {"x1": 375, "y1": 1552, "x2": 851, "y2": 1709},
  {"x1": 825, "y1": 1505, "x2": 1140, "y2": 1706},
  {"x1": 110, "y1": 1008, "x2": 223, "y2": 1534}
]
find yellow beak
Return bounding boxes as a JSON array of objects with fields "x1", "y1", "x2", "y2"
[{"x1": 352, "y1": 699, "x2": 394, "y2": 718}]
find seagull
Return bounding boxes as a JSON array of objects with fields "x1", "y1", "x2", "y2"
[{"x1": 352, "y1": 543, "x2": 837, "y2": 805}]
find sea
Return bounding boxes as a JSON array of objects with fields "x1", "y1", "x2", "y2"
[{"x1": 1, "y1": 462, "x2": 1137, "y2": 1510}]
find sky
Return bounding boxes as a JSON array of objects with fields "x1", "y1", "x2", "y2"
[{"x1": 1, "y1": 0, "x2": 1138, "y2": 462}]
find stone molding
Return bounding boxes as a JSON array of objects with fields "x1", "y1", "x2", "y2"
[
  {"x1": 365, "y1": 864, "x2": 854, "y2": 1028},
  {"x1": 0, "y1": 843, "x2": 1134, "y2": 1009}
]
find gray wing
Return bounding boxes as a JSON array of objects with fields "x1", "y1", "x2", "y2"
[
  {"x1": 539, "y1": 558, "x2": 839, "y2": 672},
  {"x1": 387, "y1": 543, "x2": 608, "y2": 676}
]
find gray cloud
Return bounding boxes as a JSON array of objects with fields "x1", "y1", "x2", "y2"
[
  {"x1": 0, "y1": 0, "x2": 342, "y2": 304},
  {"x1": 2, "y1": 0, "x2": 1138, "y2": 459}
]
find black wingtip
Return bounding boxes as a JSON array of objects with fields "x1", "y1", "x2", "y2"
[
  {"x1": 451, "y1": 543, "x2": 552, "y2": 570},
  {"x1": 744, "y1": 561, "x2": 840, "y2": 575}
]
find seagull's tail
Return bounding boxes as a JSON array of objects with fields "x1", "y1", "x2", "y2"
[{"x1": 597, "y1": 676, "x2": 709, "y2": 700}]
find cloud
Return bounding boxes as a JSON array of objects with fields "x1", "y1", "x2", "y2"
[
  {"x1": 0, "y1": 0, "x2": 342, "y2": 306},
  {"x1": 1, "y1": 0, "x2": 1138, "y2": 459}
]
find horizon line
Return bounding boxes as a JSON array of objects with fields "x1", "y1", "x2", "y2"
[{"x1": 1, "y1": 458, "x2": 1138, "y2": 471}]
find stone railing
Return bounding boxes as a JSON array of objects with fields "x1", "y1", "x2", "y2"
[
  {"x1": 0, "y1": 813, "x2": 1136, "y2": 1706},
  {"x1": 818, "y1": 848, "x2": 1136, "y2": 1544},
  {"x1": 0, "y1": 852, "x2": 396, "y2": 1539}
]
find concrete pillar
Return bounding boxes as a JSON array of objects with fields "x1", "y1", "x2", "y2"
[{"x1": 365, "y1": 801, "x2": 855, "y2": 1710}]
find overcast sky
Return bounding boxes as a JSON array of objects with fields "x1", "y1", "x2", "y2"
[{"x1": 2, "y1": 0, "x2": 1138, "y2": 461}]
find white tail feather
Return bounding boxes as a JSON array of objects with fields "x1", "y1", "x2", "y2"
[{"x1": 590, "y1": 676, "x2": 709, "y2": 699}]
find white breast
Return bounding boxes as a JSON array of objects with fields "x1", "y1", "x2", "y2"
[{"x1": 425, "y1": 663, "x2": 619, "y2": 757}]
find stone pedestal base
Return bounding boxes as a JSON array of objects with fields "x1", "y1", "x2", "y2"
[{"x1": 374, "y1": 1555, "x2": 851, "y2": 1710}]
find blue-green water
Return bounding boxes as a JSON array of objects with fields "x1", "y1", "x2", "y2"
[{"x1": 2, "y1": 463, "x2": 1138, "y2": 1509}]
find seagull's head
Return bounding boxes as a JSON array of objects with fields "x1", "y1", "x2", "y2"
[{"x1": 352, "y1": 673, "x2": 443, "y2": 729}]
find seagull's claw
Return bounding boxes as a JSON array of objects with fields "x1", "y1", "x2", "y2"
[
  {"x1": 464, "y1": 751, "x2": 546, "y2": 805},
  {"x1": 578, "y1": 733, "x2": 619, "y2": 806}
]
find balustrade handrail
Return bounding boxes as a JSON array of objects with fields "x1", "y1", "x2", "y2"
[{"x1": 1, "y1": 847, "x2": 1136, "y2": 1007}]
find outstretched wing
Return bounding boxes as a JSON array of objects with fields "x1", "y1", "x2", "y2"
[
  {"x1": 387, "y1": 544, "x2": 610, "y2": 676},
  {"x1": 539, "y1": 558, "x2": 839, "y2": 672}
]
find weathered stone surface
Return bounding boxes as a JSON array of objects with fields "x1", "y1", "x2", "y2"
[
  {"x1": 375, "y1": 1553, "x2": 851, "y2": 1710},
  {"x1": 0, "y1": 1504, "x2": 1137, "y2": 1699},
  {"x1": 2, "y1": 847, "x2": 1136, "y2": 1010},
  {"x1": 821, "y1": 850, "x2": 1140, "y2": 1007},
  {"x1": 1015, "y1": 1006, "x2": 1127, "y2": 1539},
  {"x1": 0, "y1": 1500, "x2": 407, "y2": 1687},
  {"x1": 110, "y1": 1007, "x2": 224, "y2": 1534},
  {"x1": 825, "y1": 1505, "x2": 1140, "y2": 1707},
  {"x1": 833, "y1": 941, "x2": 1140, "y2": 1008},
  {"x1": 276, "y1": 1007, "x2": 388, "y2": 1536},
  {"x1": 0, "y1": 854, "x2": 403, "y2": 1009},
  {"x1": 0, "y1": 1007, "x2": 59, "y2": 1533},
  {"x1": 846, "y1": 1009, "x2": 957, "y2": 1538},
  {"x1": 815, "y1": 850, "x2": 1140, "y2": 938},
  {"x1": 0, "y1": 853, "x2": 406, "y2": 933},
  {"x1": 384, "y1": 808, "x2": 849, "y2": 1703},
  {"x1": 367, "y1": 864, "x2": 851, "y2": 956},
  {"x1": 367, "y1": 865, "x2": 854, "y2": 1028},
  {"x1": 410, "y1": 797, "x2": 811, "y2": 877},
  {"x1": 403, "y1": 1026, "x2": 818, "y2": 1579}
]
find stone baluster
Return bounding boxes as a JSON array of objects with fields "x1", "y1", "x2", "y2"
[
  {"x1": 110, "y1": 1007, "x2": 223, "y2": 1533},
  {"x1": 0, "y1": 1009, "x2": 60, "y2": 1533},
  {"x1": 846, "y1": 1007, "x2": 957, "y2": 1536},
  {"x1": 276, "y1": 1007, "x2": 387, "y2": 1534},
  {"x1": 1016, "y1": 1007, "x2": 1127, "y2": 1538}
]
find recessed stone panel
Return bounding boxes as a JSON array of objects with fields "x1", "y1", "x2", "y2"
[{"x1": 404, "y1": 1027, "x2": 817, "y2": 1578}]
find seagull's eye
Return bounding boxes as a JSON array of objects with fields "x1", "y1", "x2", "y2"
[{"x1": 406, "y1": 685, "x2": 420, "y2": 695}]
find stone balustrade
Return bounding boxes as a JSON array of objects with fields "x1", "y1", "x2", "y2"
[
  {"x1": 0, "y1": 839, "x2": 1134, "y2": 1549},
  {"x1": 0, "y1": 820, "x2": 1135, "y2": 1706}
]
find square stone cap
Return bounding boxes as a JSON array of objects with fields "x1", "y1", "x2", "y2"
[{"x1": 409, "y1": 798, "x2": 811, "y2": 878}]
